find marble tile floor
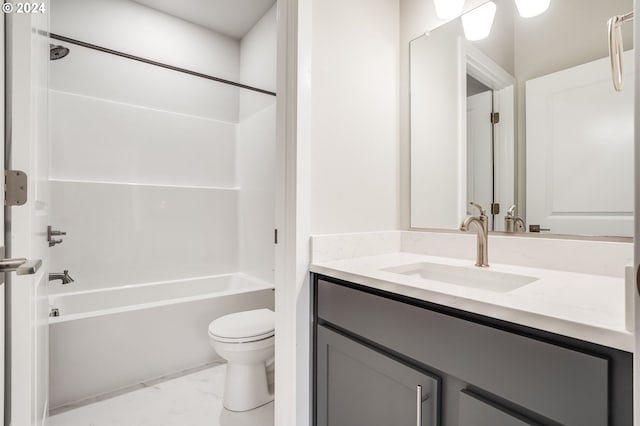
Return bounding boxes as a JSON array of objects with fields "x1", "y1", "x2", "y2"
[{"x1": 48, "y1": 364, "x2": 274, "y2": 426}]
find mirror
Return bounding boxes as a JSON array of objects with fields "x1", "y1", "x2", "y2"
[{"x1": 410, "y1": 0, "x2": 634, "y2": 237}]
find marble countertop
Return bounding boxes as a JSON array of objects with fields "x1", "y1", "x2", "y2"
[{"x1": 311, "y1": 252, "x2": 634, "y2": 352}]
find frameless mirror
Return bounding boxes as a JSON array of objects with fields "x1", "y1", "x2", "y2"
[{"x1": 410, "y1": 0, "x2": 634, "y2": 237}]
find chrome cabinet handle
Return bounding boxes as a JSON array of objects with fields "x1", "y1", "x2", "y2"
[
  {"x1": 0, "y1": 258, "x2": 42, "y2": 275},
  {"x1": 416, "y1": 385, "x2": 422, "y2": 426}
]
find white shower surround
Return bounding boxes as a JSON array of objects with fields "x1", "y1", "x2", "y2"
[
  {"x1": 49, "y1": 1, "x2": 278, "y2": 293},
  {"x1": 49, "y1": 273, "x2": 274, "y2": 410}
]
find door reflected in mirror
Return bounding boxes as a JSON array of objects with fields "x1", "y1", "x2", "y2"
[{"x1": 410, "y1": 0, "x2": 633, "y2": 237}]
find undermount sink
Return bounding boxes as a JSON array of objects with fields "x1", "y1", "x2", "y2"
[{"x1": 383, "y1": 262, "x2": 538, "y2": 293}]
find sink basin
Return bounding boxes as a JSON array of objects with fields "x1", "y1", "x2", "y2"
[{"x1": 383, "y1": 262, "x2": 538, "y2": 293}]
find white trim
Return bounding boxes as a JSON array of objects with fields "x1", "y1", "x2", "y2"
[
  {"x1": 628, "y1": 10, "x2": 638, "y2": 423},
  {"x1": 492, "y1": 85, "x2": 515, "y2": 230},
  {"x1": 293, "y1": 0, "x2": 312, "y2": 423},
  {"x1": 465, "y1": 42, "x2": 515, "y2": 90},
  {"x1": 7, "y1": 5, "x2": 51, "y2": 424},
  {"x1": 461, "y1": 40, "x2": 516, "y2": 229},
  {"x1": 0, "y1": 10, "x2": 4, "y2": 425},
  {"x1": 274, "y1": 0, "x2": 313, "y2": 425},
  {"x1": 457, "y1": 37, "x2": 468, "y2": 222},
  {"x1": 48, "y1": 179, "x2": 239, "y2": 191}
]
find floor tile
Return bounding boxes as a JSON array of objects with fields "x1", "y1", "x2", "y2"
[{"x1": 48, "y1": 365, "x2": 274, "y2": 426}]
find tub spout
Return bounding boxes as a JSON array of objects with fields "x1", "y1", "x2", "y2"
[{"x1": 49, "y1": 270, "x2": 74, "y2": 285}]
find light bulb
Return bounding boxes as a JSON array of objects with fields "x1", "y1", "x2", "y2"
[
  {"x1": 514, "y1": 0, "x2": 550, "y2": 18},
  {"x1": 433, "y1": 0, "x2": 466, "y2": 20},
  {"x1": 461, "y1": 2, "x2": 497, "y2": 41}
]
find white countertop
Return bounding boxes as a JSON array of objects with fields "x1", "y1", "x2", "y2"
[{"x1": 311, "y1": 252, "x2": 634, "y2": 352}]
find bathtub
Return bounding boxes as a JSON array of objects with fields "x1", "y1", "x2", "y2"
[{"x1": 49, "y1": 273, "x2": 274, "y2": 410}]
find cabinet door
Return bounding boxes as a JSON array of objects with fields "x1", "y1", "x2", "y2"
[{"x1": 316, "y1": 325, "x2": 439, "y2": 426}]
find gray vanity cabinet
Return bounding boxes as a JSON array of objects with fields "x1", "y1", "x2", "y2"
[
  {"x1": 316, "y1": 325, "x2": 440, "y2": 426},
  {"x1": 458, "y1": 391, "x2": 537, "y2": 426},
  {"x1": 313, "y1": 275, "x2": 633, "y2": 426}
]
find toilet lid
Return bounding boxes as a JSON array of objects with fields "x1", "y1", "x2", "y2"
[{"x1": 208, "y1": 308, "x2": 275, "y2": 342}]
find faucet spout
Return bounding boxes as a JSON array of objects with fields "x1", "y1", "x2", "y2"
[
  {"x1": 49, "y1": 270, "x2": 74, "y2": 285},
  {"x1": 505, "y1": 204, "x2": 526, "y2": 233},
  {"x1": 460, "y1": 216, "x2": 481, "y2": 232},
  {"x1": 460, "y1": 203, "x2": 489, "y2": 267}
]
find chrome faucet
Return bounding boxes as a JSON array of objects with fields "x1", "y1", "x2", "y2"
[
  {"x1": 504, "y1": 204, "x2": 526, "y2": 233},
  {"x1": 49, "y1": 270, "x2": 74, "y2": 285},
  {"x1": 460, "y1": 202, "x2": 489, "y2": 267}
]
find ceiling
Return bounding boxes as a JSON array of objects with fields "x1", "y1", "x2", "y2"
[{"x1": 132, "y1": 0, "x2": 276, "y2": 39}]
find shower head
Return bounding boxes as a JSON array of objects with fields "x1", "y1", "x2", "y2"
[{"x1": 50, "y1": 44, "x2": 69, "y2": 60}]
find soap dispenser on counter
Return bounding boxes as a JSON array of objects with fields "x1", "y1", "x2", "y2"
[{"x1": 504, "y1": 205, "x2": 526, "y2": 233}]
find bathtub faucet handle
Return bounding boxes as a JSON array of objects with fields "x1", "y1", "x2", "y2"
[
  {"x1": 48, "y1": 226, "x2": 67, "y2": 247},
  {"x1": 49, "y1": 270, "x2": 74, "y2": 285}
]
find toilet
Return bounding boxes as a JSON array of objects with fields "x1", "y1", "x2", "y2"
[{"x1": 208, "y1": 308, "x2": 275, "y2": 412}]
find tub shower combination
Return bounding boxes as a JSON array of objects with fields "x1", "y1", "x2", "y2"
[{"x1": 47, "y1": 0, "x2": 278, "y2": 413}]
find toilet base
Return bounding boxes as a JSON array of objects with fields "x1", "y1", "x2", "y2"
[{"x1": 224, "y1": 362, "x2": 274, "y2": 412}]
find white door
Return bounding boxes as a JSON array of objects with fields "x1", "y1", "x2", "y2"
[
  {"x1": 6, "y1": 5, "x2": 51, "y2": 426},
  {"x1": 526, "y1": 51, "x2": 634, "y2": 237},
  {"x1": 466, "y1": 90, "x2": 493, "y2": 226}
]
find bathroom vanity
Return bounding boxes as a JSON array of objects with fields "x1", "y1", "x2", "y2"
[
  {"x1": 310, "y1": 232, "x2": 634, "y2": 426},
  {"x1": 313, "y1": 274, "x2": 632, "y2": 426}
]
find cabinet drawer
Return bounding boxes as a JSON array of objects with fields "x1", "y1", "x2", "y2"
[
  {"x1": 459, "y1": 391, "x2": 538, "y2": 426},
  {"x1": 317, "y1": 278, "x2": 608, "y2": 426}
]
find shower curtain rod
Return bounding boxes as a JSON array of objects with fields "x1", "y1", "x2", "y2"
[{"x1": 49, "y1": 33, "x2": 277, "y2": 97}]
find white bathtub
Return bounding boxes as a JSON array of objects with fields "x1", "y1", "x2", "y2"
[{"x1": 49, "y1": 273, "x2": 274, "y2": 410}]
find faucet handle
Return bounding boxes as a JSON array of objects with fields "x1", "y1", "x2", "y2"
[
  {"x1": 507, "y1": 204, "x2": 517, "y2": 216},
  {"x1": 469, "y1": 202, "x2": 486, "y2": 217}
]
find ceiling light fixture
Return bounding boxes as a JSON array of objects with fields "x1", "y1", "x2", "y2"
[
  {"x1": 514, "y1": 0, "x2": 550, "y2": 18},
  {"x1": 461, "y1": 1, "x2": 497, "y2": 41},
  {"x1": 433, "y1": 0, "x2": 466, "y2": 20}
]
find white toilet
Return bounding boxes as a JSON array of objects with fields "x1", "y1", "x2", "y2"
[{"x1": 208, "y1": 308, "x2": 275, "y2": 412}]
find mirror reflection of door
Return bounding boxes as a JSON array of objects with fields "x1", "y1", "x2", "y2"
[
  {"x1": 466, "y1": 76, "x2": 495, "y2": 229},
  {"x1": 409, "y1": 0, "x2": 633, "y2": 238}
]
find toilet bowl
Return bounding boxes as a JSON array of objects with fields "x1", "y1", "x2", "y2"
[{"x1": 209, "y1": 308, "x2": 275, "y2": 412}]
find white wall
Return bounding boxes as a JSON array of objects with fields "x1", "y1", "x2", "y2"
[
  {"x1": 237, "y1": 4, "x2": 278, "y2": 283},
  {"x1": 281, "y1": 3, "x2": 402, "y2": 425},
  {"x1": 50, "y1": 92, "x2": 237, "y2": 186},
  {"x1": 310, "y1": 0, "x2": 400, "y2": 234},
  {"x1": 51, "y1": 0, "x2": 240, "y2": 80},
  {"x1": 50, "y1": 181, "x2": 238, "y2": 289},
  {"x1": 51, "y1": 0, "x2": 240, "y2": 121},
  {"x1": 239, "y1": 5, "x2": 278, "y2": 120}
]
